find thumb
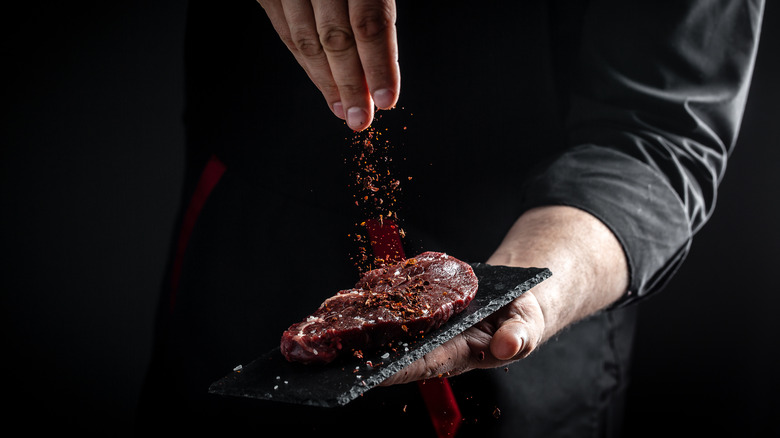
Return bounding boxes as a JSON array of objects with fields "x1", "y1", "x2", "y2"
[
  {"x1": 490, "y1": 321, "x2": 529, "y2": 360},
  {"x1": 488, "y1": 292, "x2": 545, "y2": 361}
]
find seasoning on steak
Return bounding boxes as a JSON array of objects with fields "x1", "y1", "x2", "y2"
[{"x1": 280, "y1": 251, "x2": 479, "y2": 364}]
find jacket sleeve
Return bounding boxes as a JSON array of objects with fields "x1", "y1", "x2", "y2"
[{"x1": 519, "y1": 0, "x2": 765, "y2": 306}]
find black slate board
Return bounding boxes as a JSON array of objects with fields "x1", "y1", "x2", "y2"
[{"x1": 208, "y1": 263, "x2": 551, "y2": 407}]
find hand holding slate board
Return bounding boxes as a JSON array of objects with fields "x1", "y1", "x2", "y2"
[{"x1": 208, "y1": 263, "x2": 551, "y2": 407}]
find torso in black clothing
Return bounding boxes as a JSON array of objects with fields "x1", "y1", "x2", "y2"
[{"x1": 137, "y1": 2, "x2": 636, "y2": 437}]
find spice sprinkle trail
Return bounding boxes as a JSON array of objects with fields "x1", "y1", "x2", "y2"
[{"x1": 345, "y1": 112, "x2": 411, "y2": 272}]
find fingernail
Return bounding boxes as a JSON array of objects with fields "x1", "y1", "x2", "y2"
[
  {"x1": 373, "y1": 88, "x2": 395, "y2": 109},
  {"x1": 517, "y1": 335, "x2": 526, "y2": 355},
  {"x1": 347, "y1": 107, "x2": 369, "y2": 130},
  {"x1": 332, "y1": 102, "x2": 345, "y2": 119}
]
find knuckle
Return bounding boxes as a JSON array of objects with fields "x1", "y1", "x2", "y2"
[
  {"x1": 351, "y1": 7, "x2": 393, "y2": 42},
  {"x1": 336, "y1": 82, "x2": 365, "y2": 96},
  {"x1": 509, "y1": 293, "x2": 542, "y2": 323},
  {"x1": 289, "y1": 28, "x2": 323, "y2": 58},
  {"x1": 421, "y1": 355, "x2": 447, "y2": 379},
  {"x1": 319, "y1": 26, "x2": 355, "y2": 54},
  {"x1": 318, "y1": 81, "x2": 340, "y2": 96},
  {"x1": 278, "y1": 33, "x2": 297, "y2": 51},
  {"x1": 508, "y1": 299, "x2": 532, "y2": 321}
]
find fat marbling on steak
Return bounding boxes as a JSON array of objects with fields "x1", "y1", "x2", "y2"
[{"x1": 280, "y1": 251, "x2": 479, "y2": 364}]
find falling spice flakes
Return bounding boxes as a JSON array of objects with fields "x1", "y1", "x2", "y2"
[{"x1": 345, "y1": 111, "x2": 410, "y2": 272}]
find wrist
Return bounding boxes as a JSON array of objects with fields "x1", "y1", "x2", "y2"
[{"x1": 487, "y1": 205, "x2": 629, "y2": 341}]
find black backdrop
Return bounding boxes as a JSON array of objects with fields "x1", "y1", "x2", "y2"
[{"x1": 2, "y1": 2, "x2": 778, "y2": 436}]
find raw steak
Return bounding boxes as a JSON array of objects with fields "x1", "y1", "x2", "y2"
[{"x1": 280, "y1": 251, "x2": 479, "y2": 364}]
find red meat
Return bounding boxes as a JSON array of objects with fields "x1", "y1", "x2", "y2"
[{"x1": 280, "y1": 252, "x2": 478, "y2": 364}]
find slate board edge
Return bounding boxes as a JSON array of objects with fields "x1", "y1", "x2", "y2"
[
  {"x1": 208, "y1": 266, "x2": 552, "y2": 407},
  {"x1": 328, "y1": 267, "x2": 553, "y2": 406}
]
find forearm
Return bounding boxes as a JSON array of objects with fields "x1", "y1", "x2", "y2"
[
  {"x1": 532, "y1": 0, "x2": 764, "y2": 305},
  {"x1": 383, "y1": 205, "x2": 630, "y2": 383},
  {"x1": 487, "y1": 205, "x2": 628, "y2": 344}
]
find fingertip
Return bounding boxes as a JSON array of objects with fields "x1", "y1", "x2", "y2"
[
  {"x1": 373, "y1": 88, "x2": 397, "y2": 110},
  {"x1": 347, "y1": 106, "x2": 372, "y2": 131},
  {"x1": 332, "y1": 101, "x2": 345, "y2": 120}
]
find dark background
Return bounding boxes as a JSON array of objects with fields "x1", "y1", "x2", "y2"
[{"x1": 2, "y1": 2, "x2": 778, "y2": 436}]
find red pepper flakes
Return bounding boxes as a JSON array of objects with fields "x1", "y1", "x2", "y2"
[{"x1": 345, "y1": 111, "x2": 412, "y2": 273}]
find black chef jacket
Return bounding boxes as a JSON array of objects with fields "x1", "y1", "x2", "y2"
[{"x1": 136, "y1": 1, "x2": 764, "y2": 437}]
